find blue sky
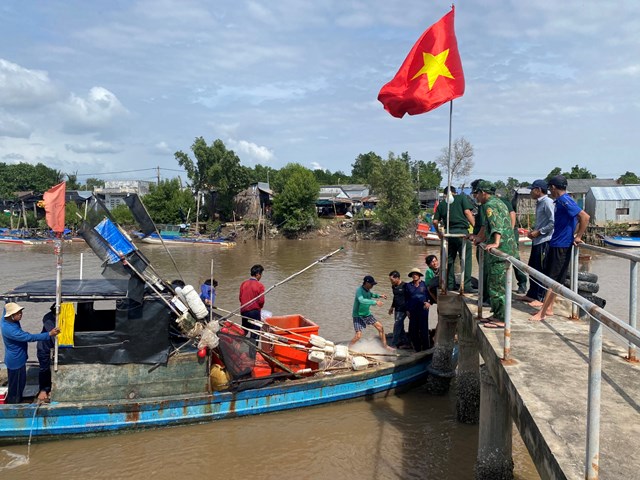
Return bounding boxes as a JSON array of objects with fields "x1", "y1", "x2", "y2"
[{"x1": 1, "y1": 1, "x2": 638, "y2": 185}]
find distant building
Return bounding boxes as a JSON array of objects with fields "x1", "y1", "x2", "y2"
[
  {"x1": 317, "y1": 185, "x2": 370, "y2": 214},
  {"x1": 584, "y1": 185, "x2": 640, "y2": 226},
  {"x1": 94, "y1": 180, "x2": 152, "y2": 210},
  {"x1": 233, "y1": 182, "x2": 273, "y2": 220},
  {"x1": 566, "y1": 178, "x2": 618, "y2": 209},
  {"x1": 317, "y1": 186, "x2": 352, "y2": 216}
]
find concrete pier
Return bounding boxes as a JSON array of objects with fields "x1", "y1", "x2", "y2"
[
  {"x1": 476, "y1": 365, "x2": 514, "y2": 479},
  {"x1": 438, "y1": 293, "x2": 640, "y2": 479}
]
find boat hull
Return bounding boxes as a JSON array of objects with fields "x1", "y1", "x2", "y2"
[
  {"x1": 140, "y1": 236, "x2": 235, "y2": 247},
  {"x1": 602, "y1": 236, "x2": 640, "y2": 248},
  {"x1": 0, "y1": 352, "x2": 430, "y2": 443}
]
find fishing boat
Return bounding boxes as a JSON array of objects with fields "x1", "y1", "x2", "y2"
[
  {"x1": 601, "y1": 235, "x2": 640, "y2": 248},
  {"x1": 415, "y1": 222, "x2": 441, "y2": 245},
  {"x1": 0, "y1": 236, "x2": 50, "y2": 245},
  {"x1": 139, "y1": 232, "x2": 236, "y2": 247},
  {"x1": 0, "y1": 199, "x2": 432, "y2": 444},
  {"x1": 0, "y1": 276, "x2": 431, "y2": 443}
]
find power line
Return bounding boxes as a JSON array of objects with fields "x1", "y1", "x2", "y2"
[{"x1": 74, "y1": 167, "x2": 185, "y2": 177}]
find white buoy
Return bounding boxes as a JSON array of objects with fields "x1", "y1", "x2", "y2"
[
  {"x1": 308, "y1": 350, "x2": 326, "y2": 363},
  {"x1": 309, "y1": 334, "x2": 327, "y2": 348},
  {"x1": 334, "y1": 345, "x2": 349, "y2": 360},
  {"x1": 350, "y1": 356, "x2": 369, "y2": 371},
  {"x1": 180, "y1": 285, "x2": 208, "y2": 319}
]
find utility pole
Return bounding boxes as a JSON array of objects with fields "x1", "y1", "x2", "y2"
[{"x1": 157, "y1": 166, "x2": 160, "y2": 185}]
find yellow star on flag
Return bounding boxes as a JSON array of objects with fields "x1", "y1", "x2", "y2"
[{"x1": 411, "y1": 49, "x2": 454, "y2": 90}]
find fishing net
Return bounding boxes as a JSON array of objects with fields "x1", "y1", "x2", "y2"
[{"x1": 217, "y1": 322, "x2": 275, "y2": 391}]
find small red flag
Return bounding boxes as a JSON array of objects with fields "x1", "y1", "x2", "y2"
[
  {"x1": 43, "y1": 182, "x2": 66, "y2": 233},
  {"x1": 378, "y1": 7, "x2": 464, "y2": 118}
]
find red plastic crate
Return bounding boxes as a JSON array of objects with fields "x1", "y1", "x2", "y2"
[{"x1": 262, "y1": 315, "x2": 319, "y2": 371}]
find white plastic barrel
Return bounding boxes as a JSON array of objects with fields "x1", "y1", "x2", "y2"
[{"x1": 181, "y1": 285, "x2": 208, "y2": 319}]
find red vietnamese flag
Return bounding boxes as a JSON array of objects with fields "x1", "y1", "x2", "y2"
[
  {"x1": 43, "y1": 182, "x2": 66, "y2": 233},
  {"x1": 378, "y1": 6, "x2": 464, "y2": 118}
]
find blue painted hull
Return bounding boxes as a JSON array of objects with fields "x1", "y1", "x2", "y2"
[
  {"x1": 602, "y1": 236, "x2": 640, "y2": 248},
  {"x1": 0, "y1": 352, "x2": 430, "y2": 443}
]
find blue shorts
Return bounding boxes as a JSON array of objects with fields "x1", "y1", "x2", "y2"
[{"x1": 353, "y1": 315, "x2": 378, "y2": 332}]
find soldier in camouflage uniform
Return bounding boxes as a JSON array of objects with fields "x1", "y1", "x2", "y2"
[{"x1": 470, "y1": 180, "x2": 518, "y2": 326}]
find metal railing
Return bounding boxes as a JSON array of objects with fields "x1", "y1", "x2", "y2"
[
  {"x1": 478, "y1": 245, "x2": 640, "y2": 480},
  {"x1": 574, "y1": 243, "x2": 639, "y2": 362}
]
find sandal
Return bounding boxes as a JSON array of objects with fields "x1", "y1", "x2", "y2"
[{"x1": 483, "y1": 321, "x2": 505, "y2": 329}]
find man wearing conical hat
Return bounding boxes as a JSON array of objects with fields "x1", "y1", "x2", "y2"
[{"x1": 1, "y1": 302, "x2": 60, "y2": 404}]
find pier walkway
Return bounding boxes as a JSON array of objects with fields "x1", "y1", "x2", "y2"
[{"x1": 454, "y1": 291, "x2": 639, "y2": 479}]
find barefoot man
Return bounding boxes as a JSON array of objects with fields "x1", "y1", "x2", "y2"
[
  {"x1": 518, "y1": 179, "x2": 555, "y2": 305},
  {"x1": 529, "y1": 175, "x2": 590, "y2": 321},
  {"x1": 350, "y1": 275, "x2": 389, "y2": 348}
]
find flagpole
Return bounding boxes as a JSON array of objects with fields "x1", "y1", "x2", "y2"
[
  {"x1": 446, "y1": 100, "x2": 453, "y2": 236},
  {"x1": 53, "y1": 233, "x2": 62, "y2": 372}
]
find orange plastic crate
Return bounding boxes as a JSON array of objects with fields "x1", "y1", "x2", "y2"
[{"x1": 263, "y1": 315, "x2": 319, "y2": 371}]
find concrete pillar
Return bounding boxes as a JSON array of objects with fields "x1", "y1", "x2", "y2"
[
  {"x1": 476, "y1": 365, "x2": 514, "y2": 480},
  {"x1": 457, "y1": 303, "x2": 480, "y2": 424},
  {"x1": 425, "y1": 294, "x2": 460, "y2": 395}
]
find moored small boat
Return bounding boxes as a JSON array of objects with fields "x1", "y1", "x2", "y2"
[
  {"x1": 139, "y1": 233, "x2": 236, "y2": 247},
  {"x1": 602, "y1": 235, "x2": 640, "y2": 248},
  {"x1": 416, "y1": 222, "x2": 441, "y2": 245}
]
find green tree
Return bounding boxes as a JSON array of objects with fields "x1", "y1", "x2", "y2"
[
  {"x1": 370, "y1": 155, "x2": 415, "y2": 238},
  {"x1": 65, "y1": 172, "x2": 82, "y2": 190},
  {"x1": 0, "y1": 162, "x2": 64, "y2": 198},
  {"x1": 351, "y1": 152, "x2": 383, "y2": 184},
  {"x1": 545, "y1": 167, "x2": 562, "y2": 183},
  {"x1": 110, "y1": 203, "x2": 135, "y2": 226},
  {"x1": 435, "y1": 137, "x2": 474, "y2": 184},
  {"x1": 413, "y1": 160, "x2": 442, "y2": 190},
  {"x1": 493, "y1": 180, "x2": 507, "y2": 192},
  {"x1": 272, "y1": 164, "x2": 320, "y2": 237},
  {"x1": 84, "y1": 178, "x2": 105, "y2": 191},
  {"x1": 564, "y1": 165, "x2": 595, "y2": 179},
  {"x1": 142, "y1": 178, "x2": 196, "y2": 225},
  {"x1": 506, "y1": 177, "x2": 520, "y2": 192},
  {"x1": 617, "y1": 171, "x2": 640, "y2": 184},
  {"x1": 175, "y1": 137, "x2": 252, "y2": 220},
  {"x1": 250, "y1": 164, "x2": 278, "y2": 184}
]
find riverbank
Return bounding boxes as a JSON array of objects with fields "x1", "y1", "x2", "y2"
[{"x1": 225, "y1": 216, "x2": 424, "y2": 244}]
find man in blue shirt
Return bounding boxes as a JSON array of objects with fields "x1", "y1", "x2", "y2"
[
  {"x1": 2, "y1": 302, "x2": 60, "y2": 403},
  {"x1": 530, "y1": 175, "x2": 589, "y2": 321}
]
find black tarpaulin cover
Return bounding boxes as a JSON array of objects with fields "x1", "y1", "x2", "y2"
[
  {"x1": 3, "y1": 278, "x2": 130, "y2": 301},
  {"x1": 3, "y1": 278, "x2": 172, "y2": 365}
]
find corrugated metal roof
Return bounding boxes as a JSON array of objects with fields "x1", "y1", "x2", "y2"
[
  {"x1": 566, "y1": 178, "x2": 617, "y2": 193},
  {"x1": 590, "y1": 185, "x2": 640, "y2": 201}
]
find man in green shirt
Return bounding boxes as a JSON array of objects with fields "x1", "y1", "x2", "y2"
[
  {"x1": 470, "y1": 180, "x2": 518, "y2": 327},
  {"x1": 433, "y1": 186, "x2": 475, "y2": 292},
  {"x1": 350, "y1": 275, "x2": 389, "y2": 348}
]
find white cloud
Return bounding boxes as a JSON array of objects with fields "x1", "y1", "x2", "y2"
[
  {"x1": 0, "y1": 112, "x2": 32, "y2": 138},
  {"x1": 310, "y1": 161, "x2": 324, "y2": 170},
  {"x1": 65, "y1": 141, "x2": 122, "y2": 154},
  {"x1": 0, "y1": 58, "x2": 59, "y2": 108},
  {"x1": 227, "y1": 138, "x2": 275, "y2": 164},
  {"x1": 152, "y1": 141, "x2": 173, "y2": 155},
  {"x1": 60, "y1": 87, "x2": 129, "y2": 134}
]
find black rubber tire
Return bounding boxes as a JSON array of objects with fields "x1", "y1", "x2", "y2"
[
  {"x1": 564, "y1": 271, "x2": 599, "y2": 283},
  {"x1": 581, "y1": 295, "x2": 606, "y2": 309},
  {"x1": 563, "y1": 279, "x2": 599, "y2": 293}
]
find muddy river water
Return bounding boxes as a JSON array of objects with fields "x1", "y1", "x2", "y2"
[{"x1": 2, "y1": 237, "x2": 636, "y2": 479}]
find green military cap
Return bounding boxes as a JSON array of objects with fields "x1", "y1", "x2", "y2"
[{"x1": 471, "y1": 179, "x2": 494, "y2": 193}]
